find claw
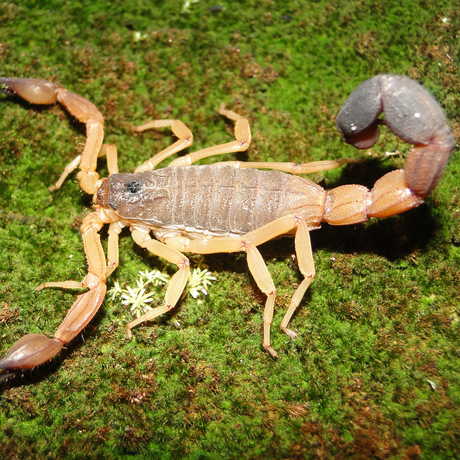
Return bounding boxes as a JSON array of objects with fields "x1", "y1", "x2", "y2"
[
  {"x1": 336, "y1": 74, "x2": 455, "y2": 197},
  {"x1": 54, "y1": 282, "x2": 107, "y2": 343},
  {"x1": 0, "y1": 334, "x2": 63, "y2": 370},
  {"x1": 0, "y1": 282, "x2": 106, "y2": 373},
  {"x1": 0, "y1": 77, "x2": 60, "y2": 105},
  {"x1": 1, "y1": 76, "x2": 104, "y2": 194}
]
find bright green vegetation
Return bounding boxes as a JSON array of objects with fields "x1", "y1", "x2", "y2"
[{"x1": 0, "y1": 1, "x2": 459, "y2": 458}]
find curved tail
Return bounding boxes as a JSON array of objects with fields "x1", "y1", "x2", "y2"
[
  {"x1": 324, "y1": 74, "x2": 455, "y2": 226},
  {"x1": 336, "y1": 74, "x2": 455, "y2": 198}
]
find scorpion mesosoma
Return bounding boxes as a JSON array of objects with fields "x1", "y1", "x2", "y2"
[{"x1": 0, "y1": 74, "x2": 455, "y2": 376}]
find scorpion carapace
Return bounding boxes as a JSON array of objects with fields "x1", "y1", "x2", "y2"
[{"x1": 0, "y1": 74, "x2": 455, "y2": 377}]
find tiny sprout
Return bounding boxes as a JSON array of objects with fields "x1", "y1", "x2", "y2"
[
  {"x1": 139, "y1": 269, "x2": 170, "y2": 286},
  {"x1": 182, "y1": 0, "x2": 200, "y2": 13},
  {"x1": 188, "y1": 268, "x2": 217, "y2": 299},
  {"x1": 108, "y1": 268, "x2": 217, "y2": 317},
  {"x1": 120, "y1": 285, "x2": 155, "y2": 318}
]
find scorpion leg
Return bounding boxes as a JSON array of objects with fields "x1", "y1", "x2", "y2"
[
  {"x1": 336, "y1": 74, "x2": 455, "y2": 198},
  {"x1": 0, "y1": 77, "x2": 104, "y2": 195},
  {"x1": 0, "y1": 212, "x2": 111, "y2": 373},
  {"x1": 48, "y1": 143, "x2": 118, "y2": 192},
  {"x1": 211, "y1": 159, "x2": 353, "y2": 174},
  {"x1": 134, "y1": 120, "x2": 193, "y2": 172},
  {"x1": 280, "y1": 221, "x2": 315, "y2": 338},
  {"x1": 246, "y1": 244, "x2": 278, "y2": 358},
  {"x1": 99, "y1": 143, "x2": 119, "y2": 175},
  {"x1": 168, "y1": 105, "x2": 354, "y2": 173},
  {"x1": 126, "y1": 226, "x2": 190, "y2": 337},
  {"x1": 169, "y1": 104, "x2": 251, "y2": 167},
  {"x1": 48, "y1": 155, "x2": 81, "y2": 191},
  {"x1": 163, "y1": 215, "x2": 299, "y2": 358},
  {"x1": 36, "y1": 218, "x2": 122, "y2": 291},
  {"x1": 106, "y1": 221, "x2": 124, "y2": 277}
]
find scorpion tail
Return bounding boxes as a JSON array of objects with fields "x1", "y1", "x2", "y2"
[
  {"x1": 323, "y1": 75, "x2": 455, "y2": 226},
  {"x1": 336, "y1": 74, "x2": 455, "y2": 198},
  {"x1": 0, "y1": 282, "x2": 106, "y2": 376}
]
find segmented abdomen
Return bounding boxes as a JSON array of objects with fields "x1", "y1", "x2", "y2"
[{"x1": 110, "y1": 165, "x2": 325, "y2": 236}]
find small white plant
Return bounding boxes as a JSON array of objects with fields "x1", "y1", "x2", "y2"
[
  {"x1": 188, "y1": 267, "x2": 217, "y2": 299},
  {"x1": 138, "y1": 269, "x2": 170, "y2": 287},
  {"x1": 120, "y1": 282, "x2": 156, "y2": 319},
  {"x1": 132, "y1": 31, "x2": 148, "y2": 42},
  {"x1": 108, "y1": 280, "x2": 123, "y2": 300},
  {"x1": 182, "y1": 0, "x2": 199, "y2": 13},
  {"x1": 108, "y1": 268, "x2": 216, "y2": 318}
]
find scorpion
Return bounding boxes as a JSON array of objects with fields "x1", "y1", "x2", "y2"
[{"x1": 0, "y1": 74, "x2": 455, "y2": 377}]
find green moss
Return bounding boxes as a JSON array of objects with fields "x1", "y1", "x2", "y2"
[{"x1": 1, "y1": 0, "x2": 459, "y2": 458}]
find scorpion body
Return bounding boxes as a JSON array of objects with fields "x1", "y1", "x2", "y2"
[
  {"x1": 98, "y1": 165, "x2": 325, "y2": 237},
  {"x1": 0, "y1": 74, "x2": 455, "y2": 376}
]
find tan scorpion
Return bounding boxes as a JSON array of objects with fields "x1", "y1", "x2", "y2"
[{"x1": 0, "y1": 74, "x2": 455, "y2": 377}]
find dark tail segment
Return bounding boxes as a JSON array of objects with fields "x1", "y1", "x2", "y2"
[
  {"x1": 323, "y1": 74, "x2": 455, "y2": 226},
  {"x1": 336, "y1": 74, "x2": 455, "y2": 198}
]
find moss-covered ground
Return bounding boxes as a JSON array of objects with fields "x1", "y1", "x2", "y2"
[{"x1": 1, "y1": 1, "x2": 459, "y2": 458}]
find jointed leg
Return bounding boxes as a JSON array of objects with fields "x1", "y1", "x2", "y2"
[
  {"x1": 162, "y1": 215, "x2": 297, "y2": 255},
  {"x1": 36, "y1": 212, "x2": 110, "y2": 292},
  {"x1": 106, "y1": 221, "x2": 124, "y2": 277},
  {"x1": 167, "y1": 105, "x2": 351, "y2": 171},
  {"x1": 162, "y1": 215, "x2": 299, "y2": 358},
  {"x1": 100, "y1": 144, "x2": 119, "y2": 175},
  {"x1": 127, "y1": 226, "x2": 190, "y2": 336},
  {"x1": 37, "y1": 211, "x2": 111, "y2": 343},
  {"x1": 48, "y1": 155, "x2": 81, "y2": 191},
  {"x1": 211, "y1": 159, "x2": 352, "y2": 175},
  {"x1": 0, "y1": 212, "x2": 111, "y2": 371},
  {"x1": 280, "y1": 220, "x2": 315, "y2": 337},
  {"x1": 134, "y1": 120, "x2": 193, "y2": 172},
  {"x1": 48, "y1": 143, "x2": 119, "y2": 192},
  {"x1": 169, "y1": 105, "x2": 251, "y2": 167},
  {"x1": 0, "y1": 78, "x2": 105, "y2": 195},
  {"x1": 246, "y1": 244, "x2": 278, "y2": 358}
]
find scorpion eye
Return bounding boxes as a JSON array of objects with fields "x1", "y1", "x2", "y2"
[{"x1": 126, "y1": 181, "x2": 142, "y2": 194}]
